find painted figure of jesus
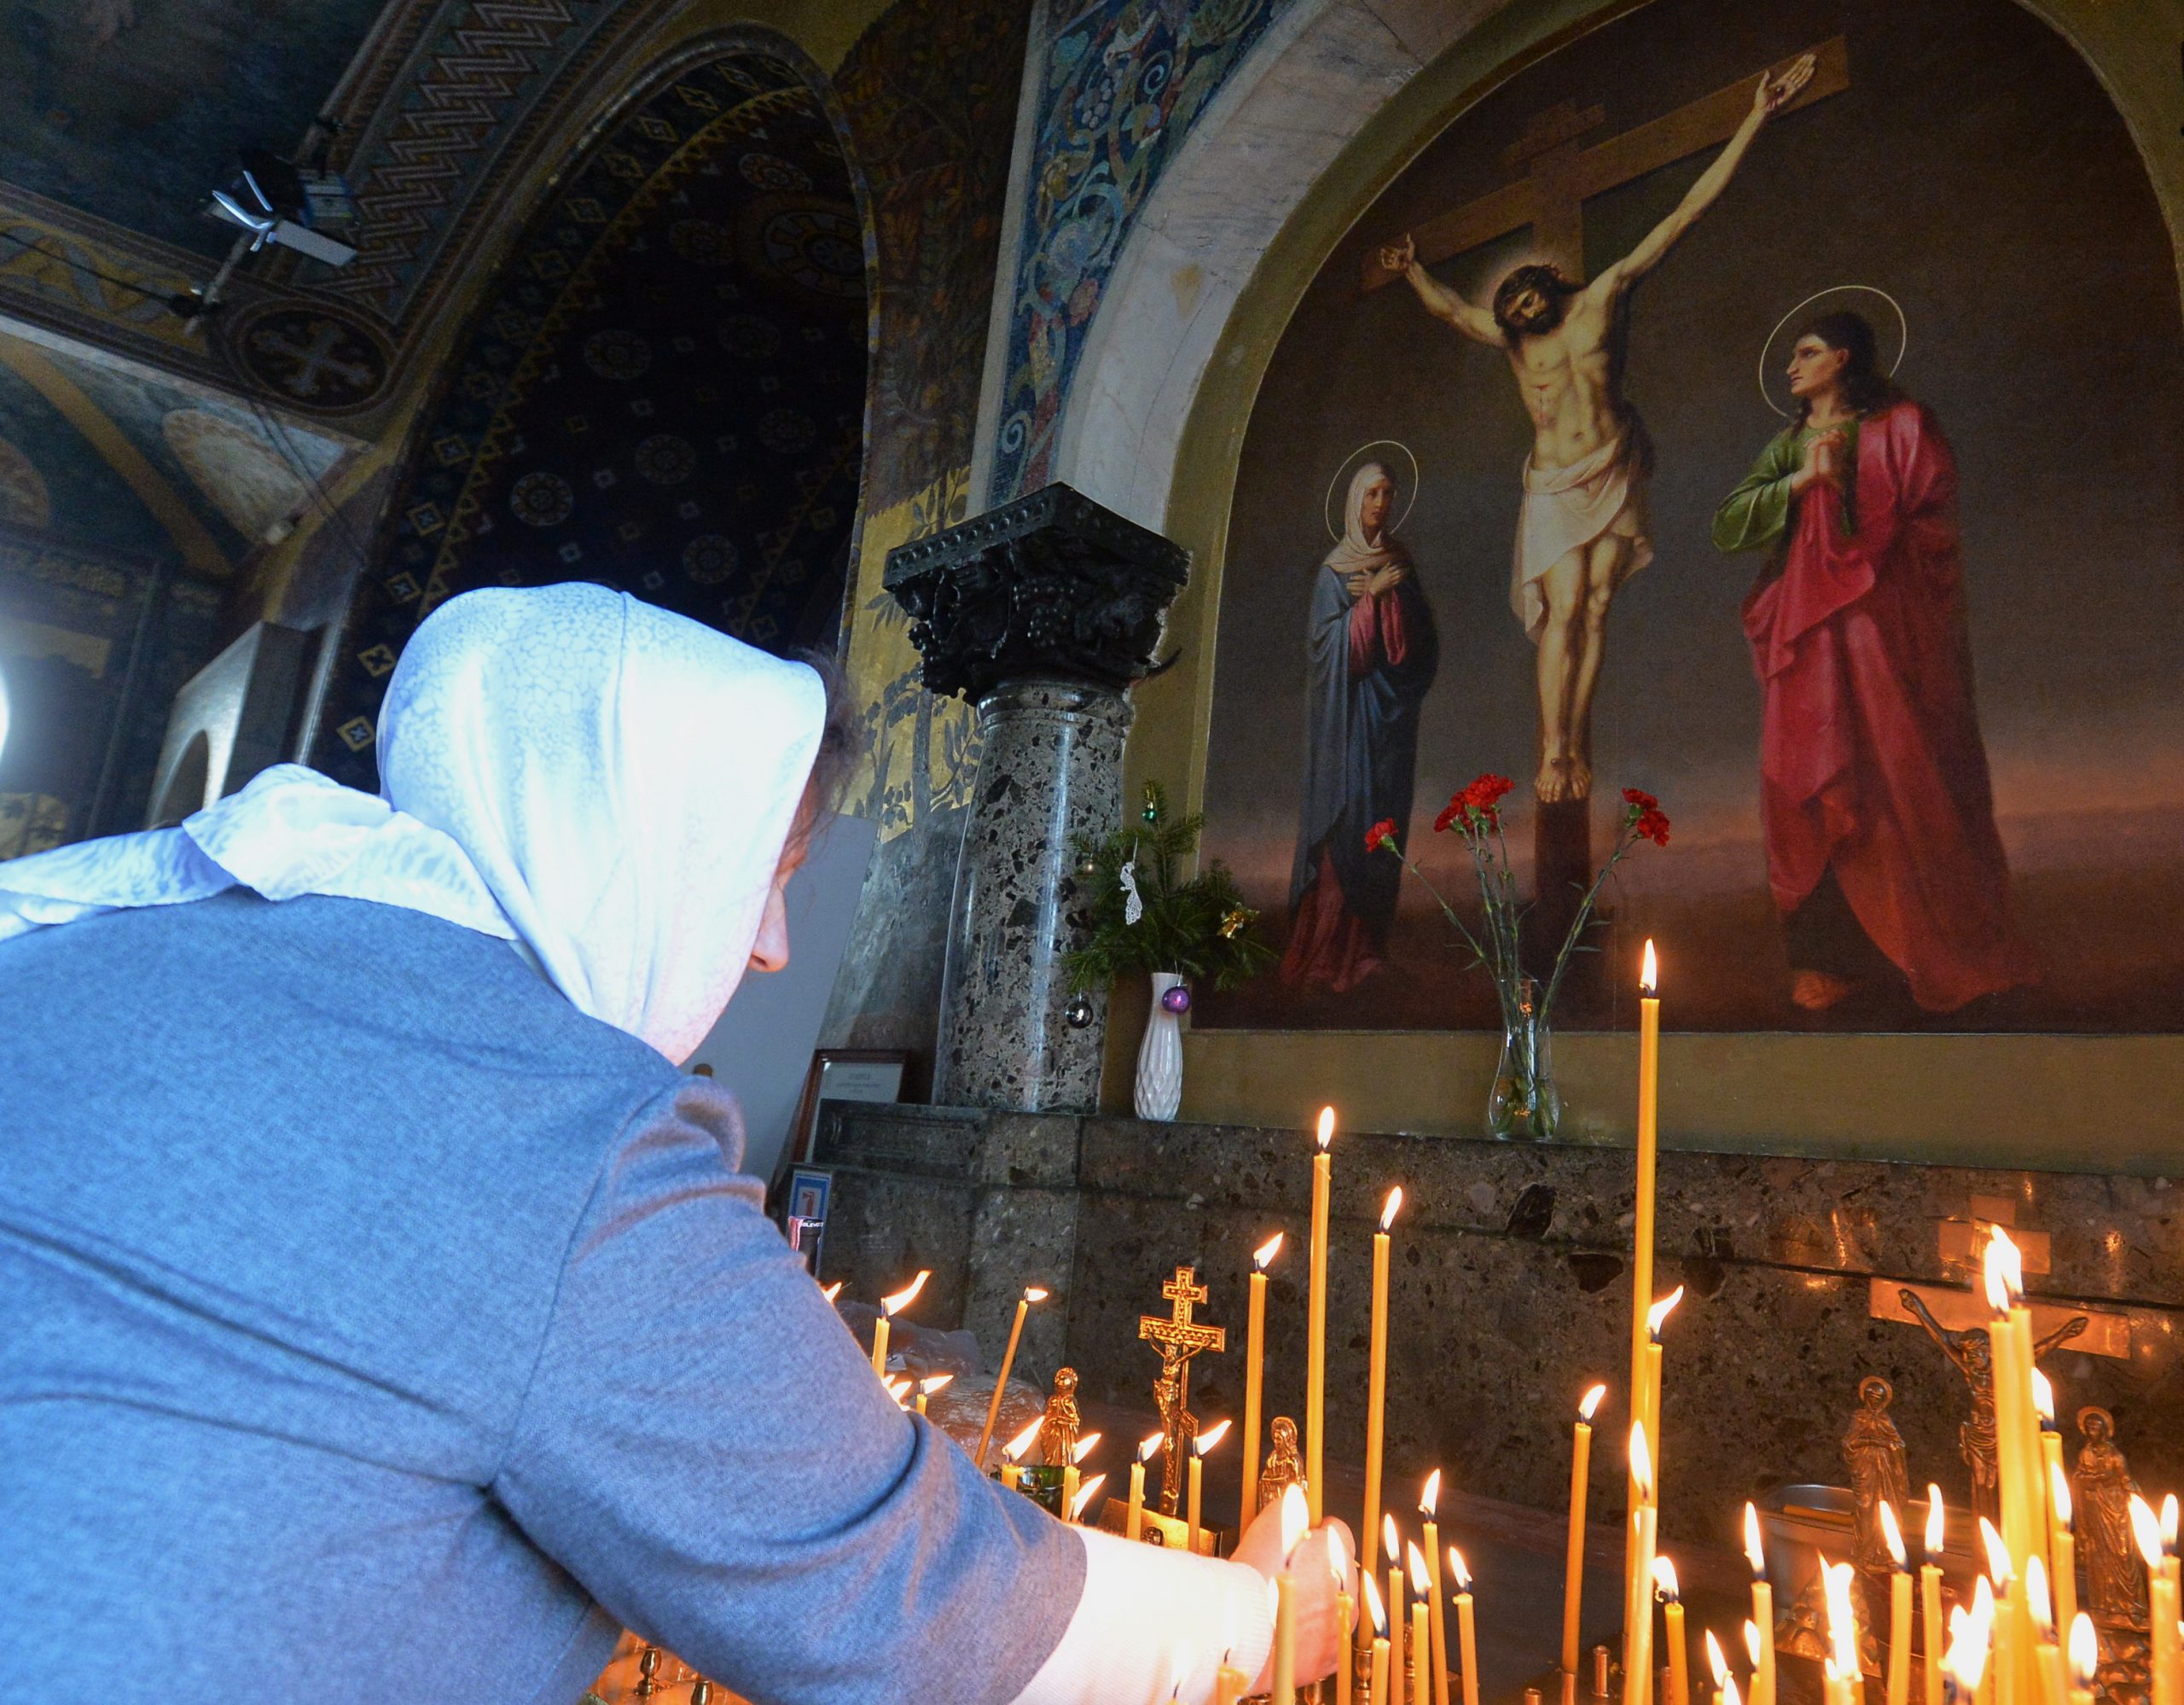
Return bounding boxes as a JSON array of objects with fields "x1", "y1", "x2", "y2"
[{"x1": 1379, "y1": 55, "x2": 1815, "y2": 802}]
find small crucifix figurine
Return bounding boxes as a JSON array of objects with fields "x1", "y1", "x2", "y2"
[{"x1": 1138, "y1": 1266, "x2": 1227, "y2": 1516}]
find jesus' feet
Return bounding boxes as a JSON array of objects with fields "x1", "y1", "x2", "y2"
[
  {"x1": 1536, "y1": 755, "x2": 1568, "y2": 802},
  {"x1": 1790, "y1": 970, "x2": 1856, "y2": 1011}
]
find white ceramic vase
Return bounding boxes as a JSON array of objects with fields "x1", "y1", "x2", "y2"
[{"x1": 1134, "y1": 971, "x2": 1186, "y2": 1121}]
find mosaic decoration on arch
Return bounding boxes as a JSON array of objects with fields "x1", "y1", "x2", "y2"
[{"x1": 311, "y1": 52, "x2": 867, "y2": 786}]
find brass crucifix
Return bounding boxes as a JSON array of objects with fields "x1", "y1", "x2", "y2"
[{"x1": 1138, "y1": 1266, "x2": 1227, "y2": 1516}]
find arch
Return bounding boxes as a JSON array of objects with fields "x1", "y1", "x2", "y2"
[{"x1": 308, "y1": 28, "x2": 879, "y2": 787}]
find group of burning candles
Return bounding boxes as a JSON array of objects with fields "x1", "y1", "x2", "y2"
[{"x1": 848, "y1": 942, "x2": 2184, "y2": 1705}]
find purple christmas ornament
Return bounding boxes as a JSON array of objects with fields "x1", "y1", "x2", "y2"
[{"x1": 1159, "y1": 983, "x2": 1192, "y2": 1015}]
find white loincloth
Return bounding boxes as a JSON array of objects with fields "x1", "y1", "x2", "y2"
[{"x1": 1511, "y1": 430, "x2": 1653, "y2": 640}]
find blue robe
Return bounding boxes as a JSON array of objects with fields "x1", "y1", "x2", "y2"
[{"x1": 1287, "y1": 558, "x2": 1438, "y2": 946}]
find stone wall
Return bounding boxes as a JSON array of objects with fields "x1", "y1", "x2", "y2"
[{"x1": 814, "y1": 1102, "x2": 2184, "y2": 1547}]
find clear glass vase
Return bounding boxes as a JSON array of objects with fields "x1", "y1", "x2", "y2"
[{"x1": 1487, "y1": 979, "x2": 1560, "y2": 1141}]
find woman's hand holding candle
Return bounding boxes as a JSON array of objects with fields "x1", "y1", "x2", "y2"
[{"x1": 1232, "y1": 1487, "x2": 1360, "y2": 1696}]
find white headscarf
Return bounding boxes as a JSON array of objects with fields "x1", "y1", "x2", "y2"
[
  {"x1": 0, "y1": 584, "x2": 826, "y2": 1063},
  {"x1": 1323, "y1": 460, "x2": 1410, "y2": 579}
]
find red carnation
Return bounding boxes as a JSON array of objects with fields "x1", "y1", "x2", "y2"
[
  {"x1": 1622, "y1": 788, "x2": 1670, "y2": 847},
  {"x1": 1433, "y1": 796, "x2": 1462, "y2": 834},
  {"x1": 1365, "y1": 818, "x2": 1398, "y2": 853},
  {"x1": 1467, "y1": 774, "x2": 1515, "y2": 811}
]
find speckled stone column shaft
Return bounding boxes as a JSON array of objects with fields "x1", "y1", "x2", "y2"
[{"x1": 934, "y1": 678, "x2": 1132, "y2": 1112}]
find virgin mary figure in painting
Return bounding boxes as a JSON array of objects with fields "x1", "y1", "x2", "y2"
[
  {"x1": 1281, "y1": 461, "x2": 1438, "y2": 992},
  {"x1": 1713, "y1": 311, "x2": 2036, "y2": 1015}
]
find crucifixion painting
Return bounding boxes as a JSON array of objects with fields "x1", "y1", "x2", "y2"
[{"x1": 1364, "y1": 43, "x2": 1837, "y2": 804}]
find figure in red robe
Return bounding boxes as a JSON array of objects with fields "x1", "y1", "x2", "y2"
[{"x1": 1713, "y1": 311, "x2": 2036, "y2": 1014}]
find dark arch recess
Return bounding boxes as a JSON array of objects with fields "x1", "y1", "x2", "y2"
[{"x1": 312, "y1": 41, "x2": 871, "y2": 786}]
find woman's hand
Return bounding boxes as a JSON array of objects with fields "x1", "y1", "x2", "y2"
[
  {"x1": 1232, "y1": 1502, "x2": 1357, "y2": 1692},
  {"x1": 1362, "y1": 564, "x2": 1408, "y2": 597},
  {"x1": 1791, "y1": 428, "x2": 1845, "y2": 494}
]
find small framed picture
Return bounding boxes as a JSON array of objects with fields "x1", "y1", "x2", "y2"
[
  {"x1": 786, "y1": 1049, "x2": 908, "y2": 1171},
  {"x1": 785, "y1": 1167, "x2": 833, "y2": 1276}
]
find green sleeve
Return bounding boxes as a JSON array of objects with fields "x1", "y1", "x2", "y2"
[{"x1": 1711, "y1": 433, "x2": 1800, "y2": 554}]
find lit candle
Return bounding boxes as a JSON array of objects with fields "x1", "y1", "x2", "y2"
[
  {"x1": 1821, "y1": 1559, "x2": 1862, "y2": 1705},
  {"x1": 1387, "y1": 1515, "x2": 1408, "y2": 1705},
  {"x1": 1062, "y1": 1431, "x2": 1101, "y2": 1525},
  {"x1": 2047, "y1": 1466, "x2": 2077, "y2": 1676},
  {"x1": 1925, "y1": 1489, "x2": 1949, "y2": 1705},
  {"x1": 1628, "y1": 1285, "x2": 1681, "y2": 1652},
  {"x1": 1979, "y1": 1518, "x2": 2022, "y2": 1705},
  {"x1": 2132, "y1": 1496, "x2": 2179, "y2": 1705},
  {"x1": 1706, "y1": 1629, "x2": 1729, "y2": 1705},
  {"x1": 1629, "y1": 944, "x2": 1660, "y2": 1452},
  {"x1": 1422, "y1": 1473, "x2": 1449, "y2": 1705},
  {"x1": 1190, "y1": 1419, "x2": 1232, "y2": 1557},
  {"x1": 1411, "y1": 1557, "x2": 1433, "y2": 1705},
  {"x1": 1745, "y1": 1504, "x2": 1776, "y2": 1705},
  {"x1": 1243, "y1": 1233, "x2": 1283, "y2": 1521},
  {"x1": 1655, "y1": 1557, "x2": 1689, "y2": 1705},
  {"x1": 1000, "y1": 1416, "x2": 1041, "y2": 1491},
  {"x1": 1985, "y1": 1231, "x2": 2042, "y2": 1705},
  {"x1": 1623, "y1": 1423, "x2": 1658, "y2": 1705},
  {"x1": 1362, "y1": 1186, "x2": 1403, "y2": 1589},
  {"x1": 1451, "y1": 1545, "x2": 1480, "y2": 1705},
  {"x1": 2066, "y1": 1615, "x2": 2097, "y2": 1705},
  {"x1": 885, "y1": 1376, "x2": 912, "y2": 1407},
  {"x1": 1882, "y1": 1502, "x2": 1914, "y2": 1705},
  {"x1": 1640, "y1": 1289, "x2": 1682, "y2": 1482},
  {"x1": 1309, "y1": 1108, "x2": 1334, "y2": 1527},
  {"x1": 2164, "y1": 1498, "x2": 2182, "y2": 1705},
  {"x1": 2027, "y1": 1557, "x2": 2066, "y2": 1705},
  {"x1": 915, "y1": 1373, "x2": 953, "y2": 1416},
  {"x1": 1367, "y1": 1576, "x2": 1393, "y2": 1705},
  {"x1": 1565, "y1": 1385, "x2": 1608, "y2": 1701},
  {"x1": 1128, "y1": 1431, "x2": 1164, "y2": 1540},
  {"x1": 822, "y1": 1280, "x2": 844, "y2": 1304},
  {"x1": 1068, "y1": 1472, "x2": 1107, "y2": 1524},
  {"x1": 1217, "y1": 1661, "x2": 1250, "y2": 1705},
  {"x1": 973, "y1": 1285, "x2": 1048, "y2": 1471},
  {"x1": 1945, "y1": 1580, "x2": 1997, "y2": 1705},
  {"x1": 1274, "y1": 1483, "x2": 1310, "y2": 1705},
  {"x1": 870, "y1": 1269, "x2": 930, "y2": 1376}
]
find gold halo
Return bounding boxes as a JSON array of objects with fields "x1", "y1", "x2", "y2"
[
  {"x1": 1323, "y1": 439, "x2": 1419, "y2": 542},
  {"x1": 1758, "y1": 286, "x2": 1908, "y2": 417}
]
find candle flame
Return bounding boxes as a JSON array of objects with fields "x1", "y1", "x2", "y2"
[
  {"x1": 1002, "y1": 1417, "x2": 1043, "y2": 1463},
  {"x1": 1580, "y1": 1382, "x2": 1607, "y2": 1423},
  {"x1": 2131, "y1": 1494, "x2": 2164, "y2": 1567},
  {"x1": 1327, "y1": 1522, "x2": 1350, "y2": 1587},
  {"x1": 885, "y1": 1376, "x2": 912, "y2": 1403},
  {"x1": 1653, "y1": 1556, "x2": 1682, "y2": 1603},
  {"x1": 2050, "y1": 1463, "x2": 2073, "y2": 1533},
  {"x1": 1979, "y1": 1517, "x2": 2014, "y2": 1586},
  {"x1": 1449, "y1": 1545, "x2": 1472, "y2": 1591},
  {"x1": 1722, "y1": 1678, "x2": 1743, "y2": 1705},
  {"x1": 1744, "y1": 1621, "x2": 1762, "y2": 1668},
  {"x1": 1743, "y1": 1503, "x2": 1766, "y2": 1578},
  {"x1": 1194, "y1": 1418, "x2": 1232, "y2": 1458},
  {"x1": 2163, "y1": 1493, "x2": 2179, "y2": 1553},
  {"x1": 1982, "y1": 1229, "x2": 2024, "y2": 1316},
  {"x1": 1641, "y1": 940, "x2": 1658, "y2": 993},
  {"x1": 1705, "y1": 1630, "x2": 1728, "y2": 1685},
  {"x1": 1070, "y1": 1473, "x2": 1107, "y2": 1521},
  {"x1": 1281, "y1": 1481, "x2": 1311, "y2": 1565},
  {"x1": 1138, "y1": 1431, "x2": 1165, "y2": 1464},
  {"x1": 1879, "y1": 1501, "x2": 1907, "y2": 1569},
  {"x1": 1072, "y1": 1431, "x2": 1101, "y2": 1465},
  {"x1": 1420, "y1": 1469, "x2": 1443, "y2": 1515},
  {"x1": 880, "y1": 1269, "x2": 930, "y2": 1318},
  {"x1": 1945, "y1": 1586, "x2": 1995, "y2": 1696},
  {"x1": 1316, "y1": 1106, "x2": 1335, "y2": 1151},
  {"x1": 1647, "y1": 1286, "x2": 1685, "y2": 1339},
  {"x1": 1384, "y1": 1515, "x2": 1402, "y2": 1567},
  {"x1": 1821, "y1": 1558, "x2": 1861, "y2": 1683},
  {"x1": 919, "y1": 1374, "x2": 955, "y2": 1397},
  {"x1": 1363, "y1": 1572, "x2": 1388, "y2": 1638},
  {"x1": 1408, "y1": 1542, "x2": 1430, "y2": 1593},
  {"x1": 821, "y1": 1280, "x2": 844, "y2": 1304},
  {"x1": 2069, "y1": 1615, "x2": 2099, "y2": 1689},
  {"x1": 1254, "y1": 1232, "x2": 1285, "y2": 1271},
  {"x1": 1630, "y1": 1421, "x2": 1654, "y2": 1501},
  {"x1": 2026, "y1": 1555, "x2": 2054, "y2": 1634},
  {"x1": 1025, "y1": 1285, "x2": 1049, "y2": 1303},
  {"x1": 1380, "y1": 1185, "x2": 1404, "y2": 1231},
  {"x1": 2031, "y1": 1367, "x2": 2055, "y2": 1428},
  {"x1": 1926, "y1": 1486, "x2": 1946, "y2": 1559}
]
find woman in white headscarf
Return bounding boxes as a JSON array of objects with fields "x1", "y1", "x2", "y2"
[
  {"x1": 0, "y1": 585, "x2": 1348, "y2": 1704},
  {"x1": 1282, "y1": 460, "x2": 1439, "y2": 993}
]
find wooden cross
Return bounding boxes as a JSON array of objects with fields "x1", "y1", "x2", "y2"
[
  {"x1": 1139, "y1": 1266, "x2": 1228, "y2": 1512},
  {"x1": 1358, "y1": 37, "x2": 1850, "y2": 292}
]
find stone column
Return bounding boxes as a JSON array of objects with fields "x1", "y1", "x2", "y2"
[{"x1": 885, "y1": 483, "x2": 1188, "y2": 1113}]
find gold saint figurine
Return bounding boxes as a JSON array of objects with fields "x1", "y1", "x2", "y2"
[
  {"x1": 1258, "y1": 1415, "x2": 1304, "y2": 1514},
  {"x1": 1038, "y1": 1367, "x2": 1081, "y2": 1469}
]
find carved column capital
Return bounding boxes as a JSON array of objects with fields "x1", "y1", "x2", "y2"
[{"x1": 882, "y1": 482, "x2": 1190, "y2": 702}]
